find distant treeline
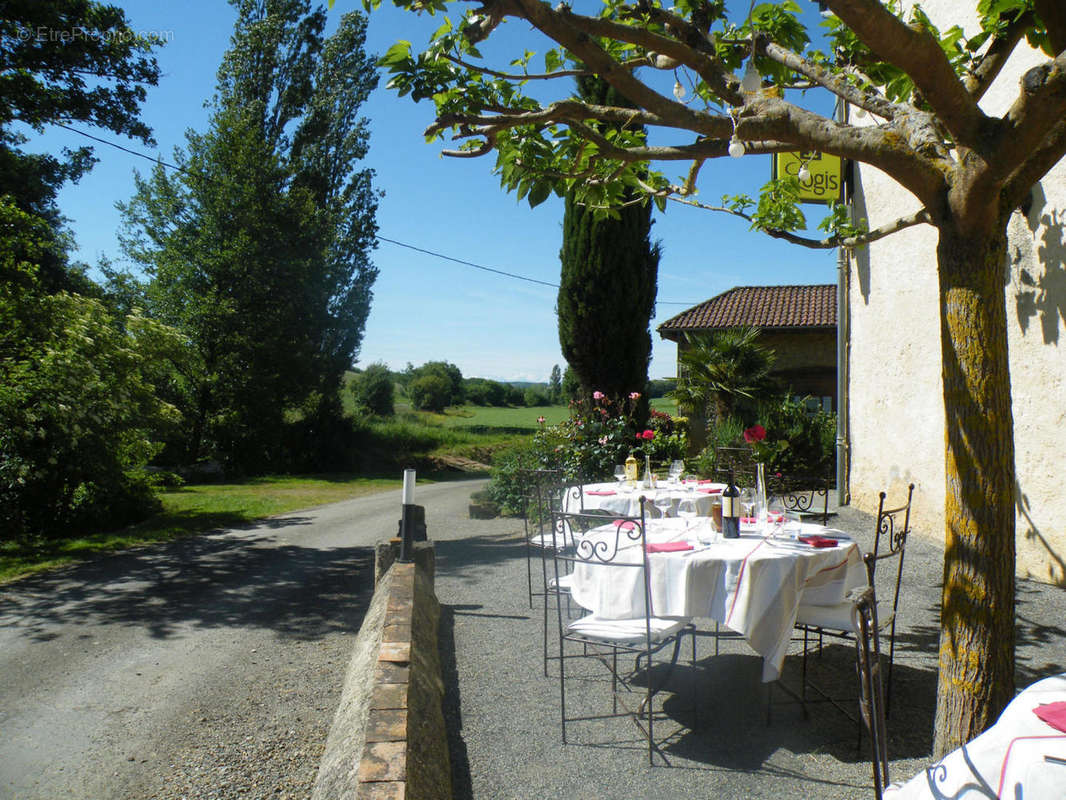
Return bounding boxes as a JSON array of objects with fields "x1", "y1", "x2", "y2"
[{"x1": 349, "y1": 360, "x2": 675, "y2": 415}]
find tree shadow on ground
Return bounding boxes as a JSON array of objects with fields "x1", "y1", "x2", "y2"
[
  {"x1": 0, "y1": 524, "x2": 375, "y2": 642},
  {"x1": 432, "y1": 529, "x2": 526, "y2": 582}
]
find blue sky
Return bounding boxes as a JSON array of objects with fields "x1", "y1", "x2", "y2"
[{"x1": 28, "y1": 0, "x2": 837, "y2": 382}]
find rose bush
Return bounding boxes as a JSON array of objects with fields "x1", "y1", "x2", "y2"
[{"x1": 486, "y1": 391, "x2": 688, "y2": 514}]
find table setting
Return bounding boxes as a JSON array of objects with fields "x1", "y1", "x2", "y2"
[{"x1": 566, "y1": 512, "x2": 868, "y2": 681}]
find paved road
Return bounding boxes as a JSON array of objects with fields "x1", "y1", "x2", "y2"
[{"x1": 0, "y1": 478, "x2": 486, "y2": 800}]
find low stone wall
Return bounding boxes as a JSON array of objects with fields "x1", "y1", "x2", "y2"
[{"x1": 312, "y1": 541, "x2": 450, "y2": 800}]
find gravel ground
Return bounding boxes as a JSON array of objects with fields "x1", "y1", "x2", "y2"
[{"x1": 431, "y1": 498, "x2": 1066, "y2": 799}]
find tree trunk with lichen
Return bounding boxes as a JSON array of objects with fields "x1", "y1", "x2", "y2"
[{"x1": 932, "y1": 220, "x2": 1017, "y2": 758}]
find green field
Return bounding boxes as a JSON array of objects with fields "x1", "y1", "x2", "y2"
[{"x1": 393, "y1": 397, "x2": 676, "y2": 429}]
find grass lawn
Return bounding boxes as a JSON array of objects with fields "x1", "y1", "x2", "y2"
[
  {"x1": 0, "y1": 475, "x2": 401, "y2": 584},
  {"x1": 395, "y1": 399, "x2": 676, "y2": 429},
  {"x1": 422, "y1": 404, "x2": 569, "y2": 429}
]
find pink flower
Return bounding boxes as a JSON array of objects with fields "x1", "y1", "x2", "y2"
[
  {"x1": 599, "y1": 436, "x2": 608, "y2": 445},
  {"x1": 629, "y1": 392, "x2": 641, "y2": 400},
  {"x1": 537, "y1": 416, "x2": 545, "y2": 424},
  {"x1": 743, "y1": 424, "x2": 766, "y2": 443},
  {"x1": 592, "y1": 391, "x2": 605, "y2": 400},
  {"x1": 641, "y1": 429, "x2": 655, "y2": 440}
]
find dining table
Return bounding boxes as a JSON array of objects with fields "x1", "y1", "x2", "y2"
[
  {"x1": 884, "y1": 672, "x2": 1066, "y2": 799},
  {"x1": 576, "y1": 480, "x2": 727, "y2": 518},
  {"x1": 567, "y1": 516, "x2": 869, "y2": 682}
]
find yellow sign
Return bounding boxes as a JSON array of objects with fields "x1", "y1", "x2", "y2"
[{"x1": 772, "y1": 151, "x2": 844, "y2": 204}]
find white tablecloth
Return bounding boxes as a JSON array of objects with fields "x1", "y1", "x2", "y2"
[
  {"x1": 885, "y1": 673, "x2": 1066, "y2": 799},
  {"x1": 568, "y1": 518, "x2": 868, "y2": 681},
  {"x1": 576, "y1": 481, "x2": 727, "y2": 518}
]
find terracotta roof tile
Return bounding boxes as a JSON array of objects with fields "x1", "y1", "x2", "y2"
[{"x1": 658, "y1": 284, "x2": 836, "y2": 336}]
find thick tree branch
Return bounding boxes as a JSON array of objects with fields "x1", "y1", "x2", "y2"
[
  {"x1": 762, "y1": 41, "x2": 900, "y2": 120},
  {"x1": 826, "y1": 0, "x2": 988, "y2": 147},
  {"x1": 645, "y1": 186, "x2": 932, "y2": 250},
  {"x1": 1002, "y1": 117, "x2": 1066, "y2": 213},
  {"x1": 989, "y1": 52, "x2": 1066, "y2": 181}
]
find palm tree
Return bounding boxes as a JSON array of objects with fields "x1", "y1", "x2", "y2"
[{"x1": 670, "y1": 327, "x2": 779, "y2": 424}]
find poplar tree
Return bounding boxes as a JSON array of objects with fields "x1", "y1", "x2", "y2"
[{"x1": 120, "y1": 0, "x2": 378, "y2": 469}]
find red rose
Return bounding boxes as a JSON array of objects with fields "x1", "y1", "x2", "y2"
[
  {"x1": 641, "y1": 429, "x2": 655, "y2": 440},
  {"x1": 743, "y1": 424, "x2": 766, "y2": 443}
]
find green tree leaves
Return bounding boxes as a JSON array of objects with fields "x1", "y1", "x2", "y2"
[{"x1": 119, "y1": 1, "x2": 379, "y2": 471}]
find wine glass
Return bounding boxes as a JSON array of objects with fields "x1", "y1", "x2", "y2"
[
  {"x1": 766, "y1": 497, "x2": 786, "y2": 538},
  {"x1": 653, "y1": 491, "x2": 673, "y2": 519},
  {"x1": 677, "y1": 496, "x2": 701, "y2": 537},
  {"x1": 669, "y1": 460, "x2": 684, "y2": 484},
  {"x1": 740, "y1": 488, "x2": 756, "y2": 521},
  {"x1": 613, "y1": 464, "x2": 626, "y2": 488}
]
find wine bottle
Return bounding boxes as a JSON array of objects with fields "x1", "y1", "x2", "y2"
[{"x1": 721, "y1": 469, "x2": 741, "y2": 539}]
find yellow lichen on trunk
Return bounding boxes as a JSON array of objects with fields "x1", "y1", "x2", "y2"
[{"x1": 932, "y1": 223, "x2": 1016, "y2": 758}]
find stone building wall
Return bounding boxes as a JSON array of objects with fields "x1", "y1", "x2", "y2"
[{"x1": 847, "y1": 0, "x2": 1066, "y2": 585}]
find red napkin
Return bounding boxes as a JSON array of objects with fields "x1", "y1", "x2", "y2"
[
  {"x1": 612, "y1": 519, "x2": 636, "y2": 530},
  {"x1": 698, "y1": 479, "x2": 716, "y2": 485},
  {"x1": 798, "y1": 535, "x2": 839, "y2": 548},
  {"x1": 646, "y1": 541, "x2": 694, "y2": 553},
  {"x1": 698, "y1": 488, "x2": 722, "y2": 494},
  {"x1": 1034, "y1": 701, "x2": 1066, "y2": 732},
  {"x1": 586, "y1": 490, "x2": 616, "y2": 496},
  {"x1": 741, "y1": 517, "x2": 757, "y2": 524}
]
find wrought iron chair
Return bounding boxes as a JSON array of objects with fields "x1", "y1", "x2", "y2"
[
  {"x1": 767, "y1": 469, "x2": 834, "y2": 526},
  {"x1": 549, "y1": 501, "x2": 692, "y2": 765},
  {"x1": 852, "y1": 586, "x2": 891, "y2": 800},
  {"x1": 520, "y1": 469, "x2": 587, "y2": 676},
  {"x1": 793, "y1": 484, "x2": 914, "y2": 718}
]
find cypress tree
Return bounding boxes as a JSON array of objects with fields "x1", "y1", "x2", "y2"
[{"x1": 557, "y1": 76, "x2": 660, "y2": 412}]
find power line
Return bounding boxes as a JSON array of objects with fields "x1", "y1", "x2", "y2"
[
  {"x1": 51, "y1": 123, "x2": 696, "y2": 307},
  {"x1": 375, "y1": 235, "x2": 558, "y2": 289}
]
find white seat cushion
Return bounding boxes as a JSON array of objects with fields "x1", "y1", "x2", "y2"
[
  {"x1": 795, "y1": 599, "x2": 895, "y2": 632},
  {"x1": 566, "y1": 614, "x2": 689, "y2": 645}
]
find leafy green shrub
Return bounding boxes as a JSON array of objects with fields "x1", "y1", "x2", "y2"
[
  {"x1": 484, "y1": 391, "x2": 689, "y2": 511},
  {"x1": 692, "y1": 396, "x2": 835, "y2": 480},
  {"x1": 486, "y1": 444, "x2": 540, "y2": 516},
  {"x1": 760, "y1": 396, "x2": 837, "y2": 477},
  {"x1": 351, "y1": 362, "x2": 395, "y2": 416},
  {"x1": 523, "y1": 387, "x2": 550, "y2": 407},
  {"x1": 408, "y1": 373, "x2": 451, "y2": 412},
  {"x1": 0, "y1": 292, "x2": 181, "y2": 541}
]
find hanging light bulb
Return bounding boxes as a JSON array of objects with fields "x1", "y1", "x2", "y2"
[
  {"x1": 673, "y1": 79, "x2": 686, "y2": 101},
  {"x1": 854, "y1": 107, "x2": 867, "y2": 119},
  {"x1": 740, "y1": 59, "x2": 761, "y2": 93},
  {"x1": 728, "y1": 137, "x2": 746, "y2": 158},
  {"x1": 798, "y1": 165, "x2": 811, "y2": 182}
]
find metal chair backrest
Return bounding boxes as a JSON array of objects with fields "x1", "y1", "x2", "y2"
[
  {"x1": 550, "y1": 500, "x2": 654, "y2": 624},
  {"x1": 864, "y1": 483, "x2": 914, "y2": 616},
  {"x1": 767, "y1": 470, "x2": 833, "y2": 525},
  {"x1": 852, "y1": 586, "x2": 890, "y2": 799}
]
